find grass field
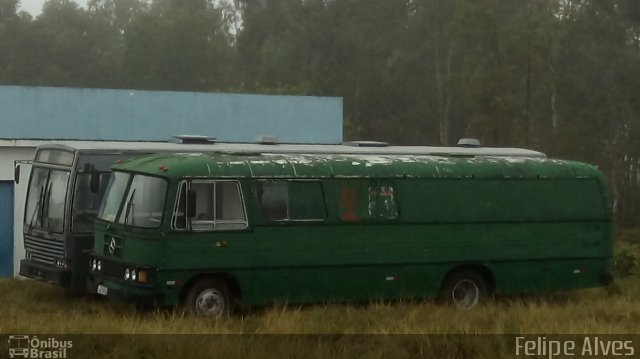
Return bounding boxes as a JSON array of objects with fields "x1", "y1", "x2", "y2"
[
  {"x1": 1, "y1": 275, "x2": 639, "y2": 335},
  {"x1": 0, "y1": 235, "x2": 638, "y2": 358}
]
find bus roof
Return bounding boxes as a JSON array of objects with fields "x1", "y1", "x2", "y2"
[
  {"x1": 114, "y1": 152, "x2": 602, "y2": 181},
  {"x1": 35, "y1": 140, "x2": 546, "y2": 158}
]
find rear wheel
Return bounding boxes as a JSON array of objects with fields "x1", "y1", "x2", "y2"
[
  {"x1": 183, "y1": 278, "x2": 234, "y2": 316},
  {"x1": 440, "y1": 269, "x2": 490, "y2": 309}
]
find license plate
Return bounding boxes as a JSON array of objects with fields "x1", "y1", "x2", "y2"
[{"x1": 97, "y1": 284, "x2": 108, "y2": 296}]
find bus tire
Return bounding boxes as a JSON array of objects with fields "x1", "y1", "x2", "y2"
[
  {"x1": 440, "y1": 269, "x2": 489, "y2": 310},
  {"x1": 183, "y1": 278, "x2": 234, "y2": 316}
]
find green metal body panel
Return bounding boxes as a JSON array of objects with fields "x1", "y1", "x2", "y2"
[{"x1": 90, "y1": 153, "x2": 613, "y2": 307}]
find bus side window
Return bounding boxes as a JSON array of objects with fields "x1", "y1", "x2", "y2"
[
  {"x1": 289, "y1": 181, "x2": 327, "y2": 220},
  {"x1": 172, "y1": 182, "x2": 188, "y2": 230},
  {"x1": 258, "y1": 181, "x2": 327, "y2": 222},
  {"x1": 258, "y1": 181, "x2": 288, "y2": 221},
  {"x1": 190, "y1": 182, "x2": 215, "y2": 231},
  {"x1": 214, "y1": 181, "x2": 247, "y2": 230},
  {"x1": 182, "y1": 180, "x2": 247, "y2": 231}
]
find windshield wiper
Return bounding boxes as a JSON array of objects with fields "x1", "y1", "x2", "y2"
[
  {"x1": 41, "y1": 181, "x2": 53, "y2": 232},
  {"x1": 123, "y1": 188, "x2": 136, "y2": 226},
  {"x1": 27, "y1": 184, "x2": 45, "y2": 232}
]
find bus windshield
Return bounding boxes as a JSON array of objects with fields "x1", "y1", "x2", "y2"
[
  {"x1": 71, "y1": 171, "x2": 111, "y2": 233},
  {"x1": 24, "y1": 167, "x2": 70, "y2": 233},
  {"x1": 98, "y1": 172, "x2": 167, "y2": 228},
  {"x1": 71, "y1": 154, "x2": 147, "y2": 233}
]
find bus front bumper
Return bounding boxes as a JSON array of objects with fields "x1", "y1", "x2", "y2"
[
  {"x1": 19, "y1": 259, "x2": 70, "y2": 287},
  {"x1": 87, "y1": 276, "x2": 163, "y2": 306}
]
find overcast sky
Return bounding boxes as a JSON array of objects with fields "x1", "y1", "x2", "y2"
[{"x1": 19, "y1": 0, "x2": 89, "y2": 16}]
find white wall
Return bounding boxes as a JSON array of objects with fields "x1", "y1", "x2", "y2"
[
  {"x1": 13, "y1": 163, "x2": 31, "y2": 277},
  {"x1": 0, "y1": 146, "x2": 37, "y2": 277},
  {"x1": 0, "y1": 146, "x2": 35, "y2": 181}
]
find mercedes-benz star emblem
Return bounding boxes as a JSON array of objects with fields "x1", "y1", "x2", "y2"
[{"x1": 108, "y1": 238, "x2": 116, "y2": 254}]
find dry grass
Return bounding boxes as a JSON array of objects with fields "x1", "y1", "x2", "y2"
[
  {"x1": 2, "y1": 233, "x2": 639, "y2": 358},
  {"x1": 1, "y1": 277, "x2": 638, "y2": 358},
  {"x1": 0, "y1": 276, "x2": 639, "y2": 335}
]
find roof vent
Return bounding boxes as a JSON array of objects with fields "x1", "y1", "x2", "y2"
[
  {"x1": 343, "y1": 140, "x2": 389, "y2": 147},
  {"x1": 256, "y1": 135, "x2": 279, "y2": 145},
  {"x1": 457, "y1": 138, "x2": 481, "y2": 147},
  {"x1": 169, "y1": 135, "x2": 216, "y2": 144}
]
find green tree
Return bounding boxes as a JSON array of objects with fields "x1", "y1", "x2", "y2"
[{"x1": 123, "y1": 0, "x2": 234, "y2": 91}]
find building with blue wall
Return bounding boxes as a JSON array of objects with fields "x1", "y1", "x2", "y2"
[
  {"x1": 0, "y1": 85, "x2": 343, "y2": 143},
  {"x1": 0, "y1": 85, "x2": 344, "y2": 277}
]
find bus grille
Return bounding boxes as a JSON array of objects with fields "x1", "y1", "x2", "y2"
[
  {"x1": 24, "y1": 234, "x2": 65, "y2": 265},
  {"x1": 99, "y1": 259, "x2": 127, "y2": 278}
]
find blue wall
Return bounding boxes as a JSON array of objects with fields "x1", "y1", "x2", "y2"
[
  {"x1": 0, "y1": 86, "x2": 343, "y2": 144},
  {"x1": 0, "y1": 182, "x2": 13, "y2": 277}
]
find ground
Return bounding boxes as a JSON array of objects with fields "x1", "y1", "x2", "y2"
[{"x1": 0, "y1": 233, "x2": 638, "y2": 358}]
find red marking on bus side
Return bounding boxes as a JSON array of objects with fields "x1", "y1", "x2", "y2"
[{"x1": 340, "y1": 187, "x2": 359, "y2": 221}]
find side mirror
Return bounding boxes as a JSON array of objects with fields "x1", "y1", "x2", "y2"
[
  {"x1": 14, "y1": 164, "x2": 20, "y2": 184},
  {"x1": 90, "y1": 169, "x2": 101, "y2": 193},
  {"x1": 84, "y1": 164, "x2": 100, "y2": 193},
  {"x1": 187, "y1": 190, "x2": 197, "y2": 218}
]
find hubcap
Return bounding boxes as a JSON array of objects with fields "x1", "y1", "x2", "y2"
[
  {"x1": 451, "y1": 279, "x2": 480, "y2": 309},
  {"x1": 195, "y1": 289, "x2": 225, "y2": 316}
]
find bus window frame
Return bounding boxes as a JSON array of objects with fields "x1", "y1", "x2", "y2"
[
  {"x1": 117, "y1": 173, "x2": 169, "y2": 229},
  {"x1": 70, "y1": 170, "x2": 112, "y2": 234},
  {"x1": 171, "y1": 179, "x2": 249, "y2": 232},
  {"x1": 256, "y1": 179, "x2": 328, "y2": 224},
  {"x1": 96, "y1": 172, "x2": 169, "y2": 230},
  {"x1": 24, "y1": 163, "x2": 73, "y2": 235},
  {"x1": 34, "y1": 148, "x2": 75, "y2": 167}
]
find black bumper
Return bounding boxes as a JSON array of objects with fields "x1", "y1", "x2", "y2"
[{"x1": 19, "y1": 259, "x2": 71, "y2": 287}]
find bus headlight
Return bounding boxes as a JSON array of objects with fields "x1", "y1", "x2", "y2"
[
  {"x1": 96, "y1": 260, "x2": 102, "y2": 272},
  {"x1": 91, "y1": 259, "x2": 97, "y2": 271},
  {"x1": 131, "y1": 270, "x2": 137, "y2": 281},
  {"x1": 124, "y1": 268, "x2": 130, "y2": 280}
]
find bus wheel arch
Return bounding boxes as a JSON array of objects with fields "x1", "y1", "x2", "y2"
[
  {"x1": 439, "y1": 265, "x2": 495, "y2": 309},
  {"x1": 179, "y1": 273, "x2": 242, "y2": 316}
]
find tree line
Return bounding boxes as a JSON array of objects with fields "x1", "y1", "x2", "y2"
[{"x1": 1, "y1": 0, "x2": 640, "y2": 223}]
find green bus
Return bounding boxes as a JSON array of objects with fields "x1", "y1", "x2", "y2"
[
  {"x1": 17, "y1": 138, "x2": 542, "y2": 293},
  {"x1": 87, "y1": 150, "x2": 613, "y2": 314}
]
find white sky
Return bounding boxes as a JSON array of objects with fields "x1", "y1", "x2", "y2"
[{"x1": 19, "y1": 0, "x2": 89, "y2": 16}]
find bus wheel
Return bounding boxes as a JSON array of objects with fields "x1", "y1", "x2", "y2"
[
  {"x1": 184, "y1": 278, "x2": 234, "y2": 316},
  {"x1": 440, "y1": 270, "x2": 489, "y2": 310}
]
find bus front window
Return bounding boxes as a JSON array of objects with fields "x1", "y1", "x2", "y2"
[
  {"x1": 24, "y1": 167, "x2": 70, "y2": 233},
  {"x1": 98, "y1": 172, "x2": 167, "y2": 228},
  {"x1": 72, "y1": 172, "x2": 111, "y2": 232},
  {"x1": 98, "y1": 172, "x2": 130, "y2": 223},
  {"x1": 25, "y1": 168, "x2": 48, "y2": 230},
  {"x1": 44, "y1": 171, "x2": 70, "y2": 233},
  {"x1": 118, "y1": 175, "x2": 167, "y2": 228}
]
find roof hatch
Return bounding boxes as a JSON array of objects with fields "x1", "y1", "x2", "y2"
[
  {"x1": 256, "y1": 135, "x2": 279, "y2": 145},
  {"x1": 168, "y1": 135, "x2": 216, "y2": 144},
  {"x1": 457, "y1": 138, "x2": 481, "y2": 147},
  {"x1": 343, "y1": 140, "x2": 389, "y2": 147}
]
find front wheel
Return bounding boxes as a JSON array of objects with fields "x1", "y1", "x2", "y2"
[
  {"x1": 440, "y1": 270, "x2": 490, "y2": 310},
  {"x1": 183, "y1": 278, "x2": 234, "y2": 316}
]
